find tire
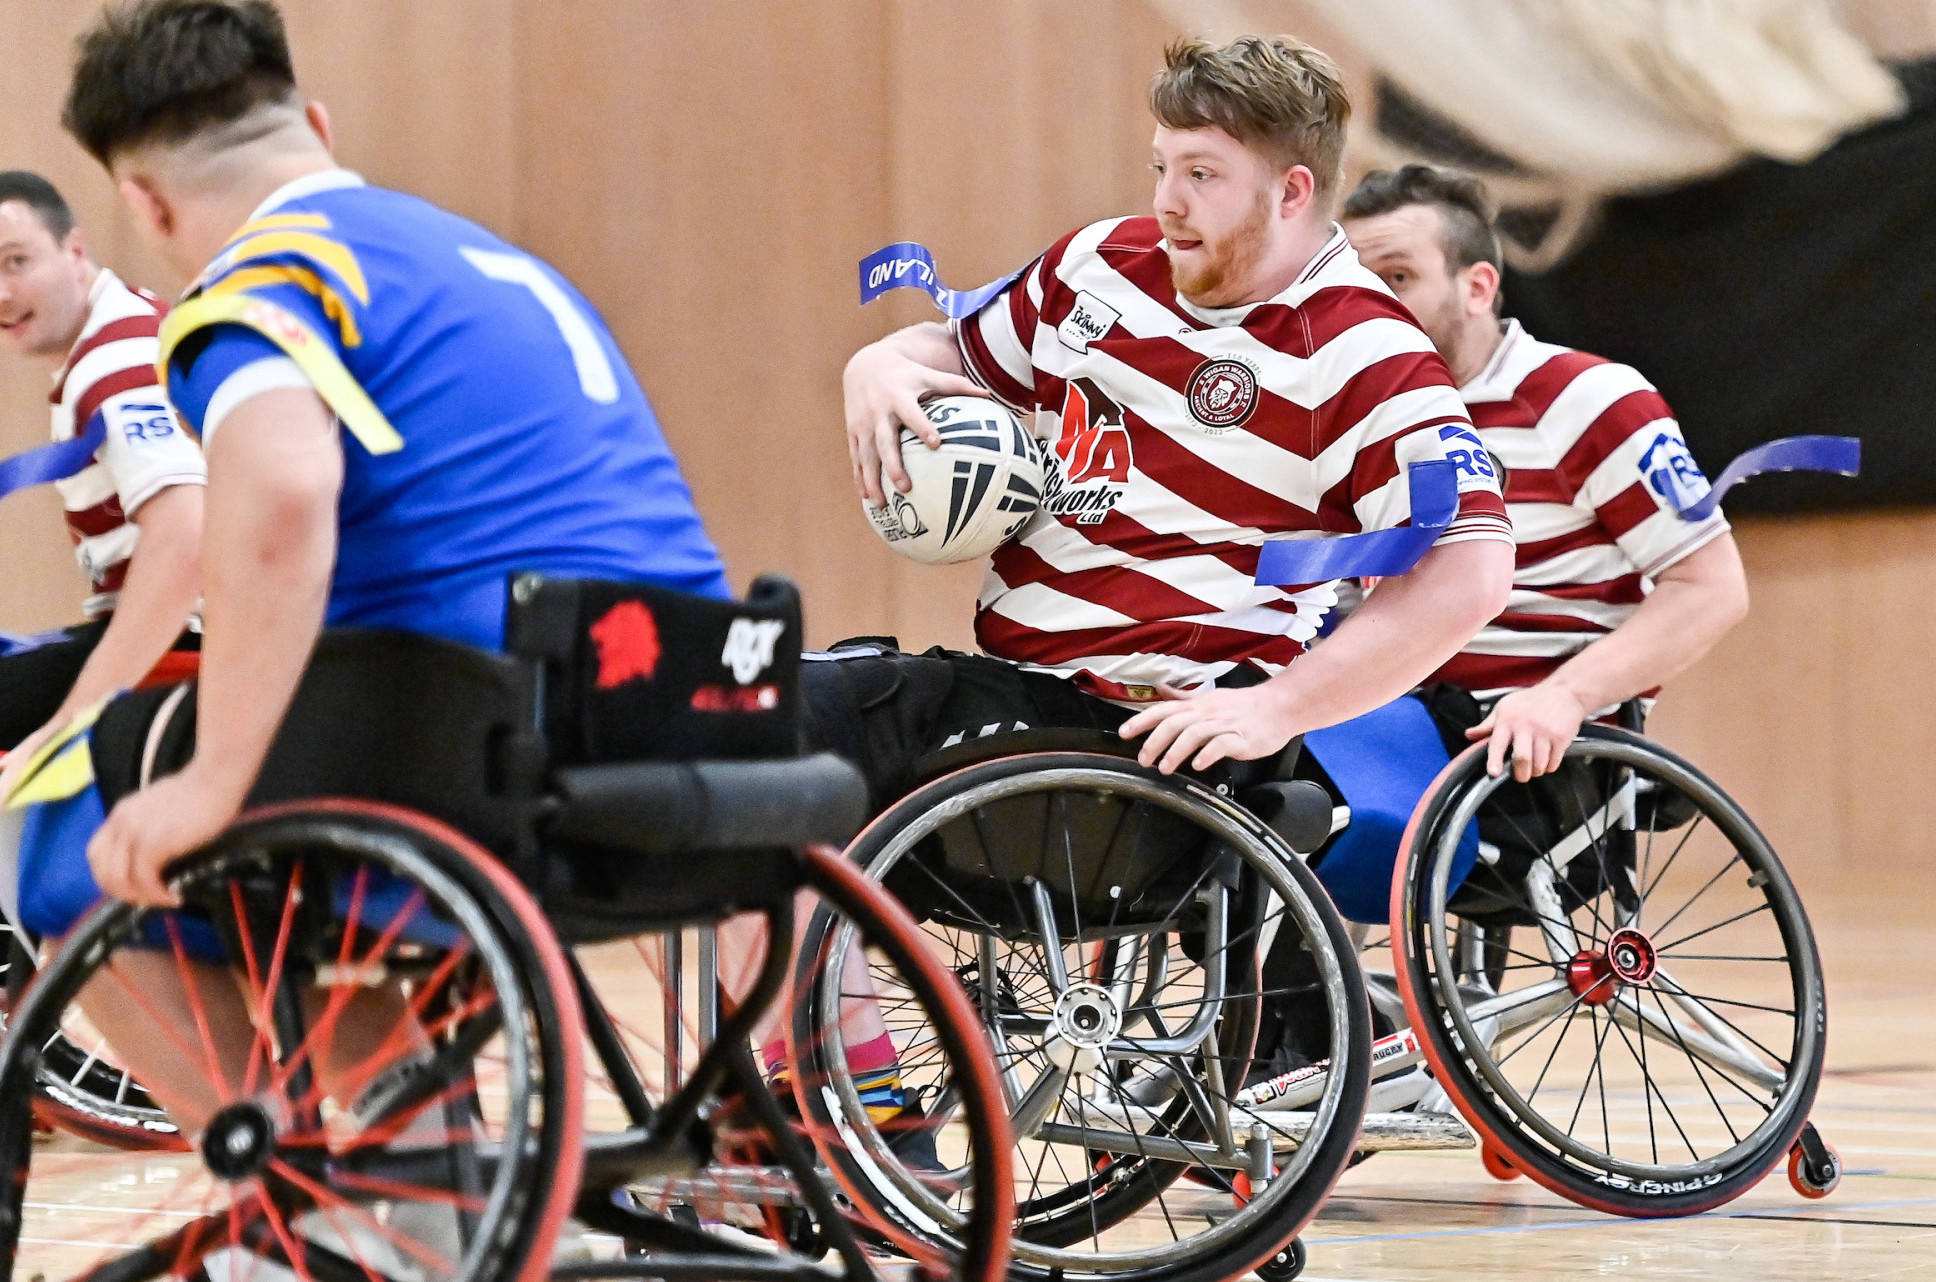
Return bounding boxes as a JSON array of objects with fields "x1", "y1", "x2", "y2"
[
  {"x1": 0, "y1": 801, "x2": 587, "y2": 1282},
  {"x1": 830, "y1": 749, "x2": 1370, "y2": 1282},
  {"x1": 0, "y1": 922, "x2": 182, "y2": 1151},
  {"x1": 1391, "y1": 729, "x2": 1826, "y2": 1217},
  {"x1": 790, "y1": 842, "x2": 1016, "y2": 1282}
]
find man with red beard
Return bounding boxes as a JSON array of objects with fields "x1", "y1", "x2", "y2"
[{"x1": 826, "y1": 36, "x2": 1513, "y2": 794}]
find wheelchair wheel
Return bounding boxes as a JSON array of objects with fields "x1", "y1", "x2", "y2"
[
  {"x1": 0, "y1": 800, "x2": 586, "y2": 1282},
  {"x1": 0, "y1": 923, "x2": 182, "y2": 1151},
  {"x1": 1391, "y1": 728, "x2": 1826, "y2": 1216},
  {"x1": 827, "y1": 750, "x2": 1371, "y2": 1282},
  {"x1": 568, "y1": 844, "x2": 1014, "y2": 1282},
  {"x1": 789, "y1": 843, "x2": 1016, "y2": 1282}
]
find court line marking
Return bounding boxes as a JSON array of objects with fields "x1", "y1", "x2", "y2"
[{"x1": 1308, "y1": 1195, "x2": 1936, "y2": 1244}]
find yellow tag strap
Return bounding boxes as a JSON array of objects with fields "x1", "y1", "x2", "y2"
[
  {"x1": 157, "y1": 292, "x2": 404, "y2": 456},
  {"x1": 219, "y1": 229, "x2": 370, "y2": 304},
  {"x1": 3, "y1": 699, "x2": 107, "y2": 809},
  {"x1": 227, "y1": 212, "x2": 332, "y2": 238},
  {"x1": 204, "y1": 265, "x2": 363, "y2": 348}
]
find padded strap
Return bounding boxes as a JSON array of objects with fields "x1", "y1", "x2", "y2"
[{"x1": 550, "y1": 752, "x2": 868, "y2": 854}]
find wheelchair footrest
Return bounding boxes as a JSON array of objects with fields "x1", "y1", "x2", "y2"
[{"x1": 1354, "y1": 1110, "x2": 1476, "y2": 1152}]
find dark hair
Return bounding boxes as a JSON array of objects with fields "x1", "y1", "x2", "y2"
[
  {"x1": 1343, "y1": 164, "x2": 1502, "y2": 274},
  {"x1": 1150, "y1": 36, "x2": 1352, "y2": 199},
  {"x1": 0, "y1": 172, "x2": 76, "y2": 242},
  {"x1": 62, "y1": 0, "x2": 297, "y2": 166}
]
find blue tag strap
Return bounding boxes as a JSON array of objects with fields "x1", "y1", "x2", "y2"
[
  {"x1": 859, "y1": 241, "x2": 1022, "y2": 319},
  {"x1": 1677, "y1": 435, "x2": 1860, "y2": 522},
  {"x1": 1255, "y1": 460, "x2": 1458, "y2": 586},
  {"x1": 0, "y1": 628, "x2": 74, "y2": 659},
  {"x1": 0, "y1": 414, "x2": 106, "y2": 502}
]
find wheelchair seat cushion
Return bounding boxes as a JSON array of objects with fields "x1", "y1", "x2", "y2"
[{"x1": 1302, "y1": 693, "x2": 1480, "y2": 925}]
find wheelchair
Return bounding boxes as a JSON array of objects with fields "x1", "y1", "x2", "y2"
[
  {"x1": 0, "y1": 649, "x2": 202, "y2": 1152},
  {"x1": 0, "y1": 576, "x2": 1017, "y2": 1282},
  {"x1": 807, "y1": 728, "x2": 1372, "y2": 1282},
  {"x1": 1281, "y1": 693, "x2": 1838, "y2": 1220}
]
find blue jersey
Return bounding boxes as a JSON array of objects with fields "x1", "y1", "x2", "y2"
[{"x1": 163, "y1": 171, "x2": 729, "y2": 650}]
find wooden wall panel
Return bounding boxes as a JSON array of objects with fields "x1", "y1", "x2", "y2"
[
  {"x1": 0, "y1": 0, "x2": 124, "y2": 632},
  {"x1": 1647, "y1": 511, "x2": 1936, "y2": 891},
  {"x1": 876, "y1": 0, "x2": 1181, "y2": 650},
  {"x1": 513, "y1": 0, "x2": 899, "y2": 643}
]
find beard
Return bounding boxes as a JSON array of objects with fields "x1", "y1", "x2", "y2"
[{"x1": 1167, "y1": 186, "x2": 1274, "y2": 307}]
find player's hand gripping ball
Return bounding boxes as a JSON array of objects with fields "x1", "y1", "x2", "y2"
[{"x1": 862, "y1": 396, "x2": 1044, "y2": 564}]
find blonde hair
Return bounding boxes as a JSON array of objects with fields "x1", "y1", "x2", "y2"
[{"x1": 1150, "y1": 36, "x2": 1352, "y2": 200}]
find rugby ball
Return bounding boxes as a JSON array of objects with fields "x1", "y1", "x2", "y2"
[{"x1": 863, "y1": 396, "x2": 1043, "y2": 564}]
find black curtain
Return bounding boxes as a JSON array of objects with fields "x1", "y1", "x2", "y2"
[{"x1": 1501, "y1": 65, "x2": 1936, "y2": 514}]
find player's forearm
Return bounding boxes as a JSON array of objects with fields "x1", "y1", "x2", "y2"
[
  {"x1": 1265, "y1": 538, "x2": 1514, "y2": 733},
  {"x1": 52, "y1": 486, "x2": 203, "y2": 721},
  {"x1": 870, "y1": 322, "x2": 966, "y2": 378},
  {"x1": 1542, "y1": 534, "x2": 1748, "y2": 713}
]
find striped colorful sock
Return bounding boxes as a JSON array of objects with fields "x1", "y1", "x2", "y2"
[
  {"x1": 764, "y1": 1033, "x2": 907, "y2": 1119},
  {"x1": 852, "y1": 1064, "x2": 908, "y2": 1123}
]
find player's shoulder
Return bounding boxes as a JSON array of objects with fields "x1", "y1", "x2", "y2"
[
  {"x1": 1047, "y1": 216, "x2": 1161, "y2": 276},
  {"x1": 53, "y1": 271, "x2": 165, "y2": 406},
  {"x1": 1272, "y1": 233, "x2": 1435, "y2": 355},
  {"x1": 72, "y1": 270, "x2": 164, "y2": 348}
]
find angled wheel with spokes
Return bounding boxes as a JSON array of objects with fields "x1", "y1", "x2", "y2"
[
  {"x1": 0, "y1": 801, "x2": 586, "y2": 1282},
  {"x1": 822, "y1": 749, "x2": 1371, "y2": 1282},
  {"x1": 1392, "y1": 729, "x2": 1826, "y2": 1217},
  {"x1": 0, "y1": 922, "x2": 182, "y2": 1150}
]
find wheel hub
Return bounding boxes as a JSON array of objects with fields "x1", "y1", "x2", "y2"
[
  {"x1": 201, "y1": 1101, "x2": 278, "y2": 1181},
  {"x1": 1605, "y1": 927, "x2": 1658, "y2": 983},
  {"x1": 1051, "y1": 982, "x2": 1123, "y2": 1050},
  {"x1": 1568, "y1": 927, "x2": 1659, "y2": 1006}
]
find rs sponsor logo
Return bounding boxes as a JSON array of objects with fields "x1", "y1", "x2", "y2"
[
  {"x1": 1638, "y1": 431, "x2": 1711, "y2": 513},
  {"x1": 117, "y1": 402, "x2": 176, "y2": 442},
  {"x1": 1438, "y1": 423, "x2": 1497, "y2": 492}
]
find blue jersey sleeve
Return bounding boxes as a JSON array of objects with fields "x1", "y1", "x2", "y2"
[
  {"x1": 166, "y1": 324, "x2": 289, "y2": 439},
  {"x1": 165, "y1": 265, "x2": 350, "y2": 439}
]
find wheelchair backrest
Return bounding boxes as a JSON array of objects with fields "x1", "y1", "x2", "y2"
[{"x1": 505, "y1": 573, "x2": 803, "y2": 766}]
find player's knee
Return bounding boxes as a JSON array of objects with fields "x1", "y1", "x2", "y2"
[{"x1": 14, "y1": 783, "x2": 107, "y2": 939}]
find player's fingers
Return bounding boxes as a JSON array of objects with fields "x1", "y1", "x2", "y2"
[
  {"x1": 1485, "y1": 723, "x2": 1510, "y2": 777},
  {"x1": 1118, "y1": 700, "x2": 1183, "y2": 741},
  {"x1": 875, "y1": 413, "x2": 915, "y2": 494},
  {"x1": 132, "y1": 844, "x2": 177, "y2": 908},
  {"x1": 1466, "y1": 712, "x2": 1496, "y2": 741},
  {"x1": 1133, "y1": 709, "x2": 1192, "y2": 769},
  {"x1": 852, "y1": 432, "x2": 885, "y2": 505},
  {"x1": 1159, "y1": 720, "x2": 1216, "y2": 775},
  {"x1": 1151, "y1": 684, "x2": 1190, "y2": 702},
  {"x1": 87, "y1": 816, "x2": 130, "y2": 904},
  {"x1": 894, "y1": 393, "x2": 942, "y2": 450},
  {"x1": 1511, "y1": 729, "x2": 1537, "y2": 783},
  {"x1": 1191, "y1": 732, "x2": 1244, "y2": 772}
]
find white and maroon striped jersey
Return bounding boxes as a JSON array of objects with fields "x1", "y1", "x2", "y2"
[
  {"x1": 1433, "y1": 319, "x2": 1727, "y2": 700},
  {"x1": 48, "y1": 269, "x2": 206, "y2": 619},
  {"x1": 950, "y1": 217, "x2": 1512, "y2": 699}
]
